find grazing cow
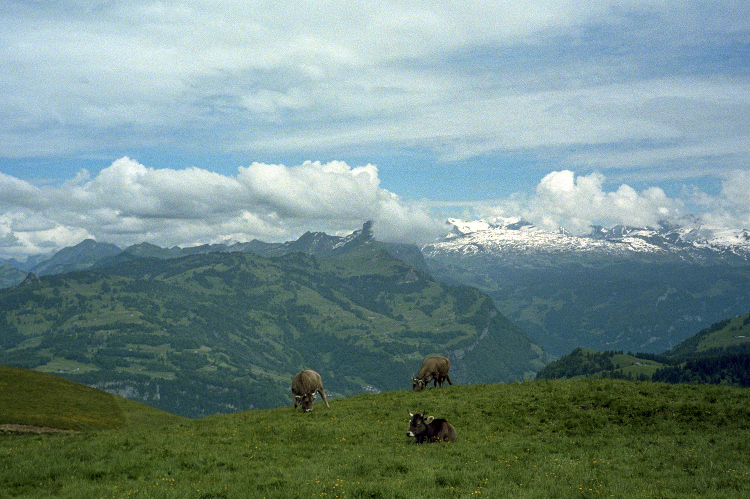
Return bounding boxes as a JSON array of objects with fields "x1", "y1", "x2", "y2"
[
  {"x1": 292, "y1": 370, "x2": 330, "y2": 412},
  {"x1": 406, "y1": 410, "x2": 457, "y2": 443},
  {"x1": 411, "y1": 356, "x2": 452, "y2": 392}
]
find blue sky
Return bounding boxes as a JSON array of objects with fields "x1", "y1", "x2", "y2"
[{"x1": 1, "y1": 1, "x2": 749, "y2": 260}]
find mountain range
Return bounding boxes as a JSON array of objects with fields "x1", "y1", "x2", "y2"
[
  {"x1": 427, "y1": 217, "x2": 750, "y2": 264},
  {"x1": 3, "y1": 217, "x2": 750, "y2": 362},
  {"x1": 423, "y1": 218, "x2": 750, "y2": 356},
  {"x1": 0, "y1": 225, "x2": 543, "y2": 417}
]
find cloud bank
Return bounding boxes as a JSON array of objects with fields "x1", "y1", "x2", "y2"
[
  {"x1": 2, "y1": 159, "x2": 749, "y2": 261},
  {"x1": 0, "y1": 158, "x2": 443, "y2": 260},
  {"x1": 527, "y1": 170, "x2": 682, "y2": 234}
]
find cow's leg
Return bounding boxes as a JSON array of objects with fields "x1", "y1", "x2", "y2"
[{"x1": 319, "y1": 389, "x2": 330, "y2": 408}]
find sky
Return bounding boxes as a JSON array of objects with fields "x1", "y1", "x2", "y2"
[{"x1": 1, "y1": 0, "x2": 749, "y2": 261}]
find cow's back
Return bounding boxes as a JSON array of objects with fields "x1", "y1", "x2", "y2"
[
  {"x1": 292, "y1": 369, "x2": 321, "y2": 395},
  {"x1": 417, "y1": 356, "x2": 449, "y2": 379}
]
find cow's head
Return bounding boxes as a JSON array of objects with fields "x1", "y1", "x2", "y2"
[
  {"x1": 411, "y1": 377, "x2": 427, "y2": 392},
  {"x1": 296, "y1": 392, "x2": 317, "y2": 412},
  {"x1": 407, "y1": 410, "x2": 434, "y2": 437}
]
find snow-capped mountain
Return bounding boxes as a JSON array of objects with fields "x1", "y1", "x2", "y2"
[
  {"x1": 422, "y1": 218, "x2": 750, "y2": 264},
  {"x1": 421, "y1": 217, "x2": 750, "y2": 357}
]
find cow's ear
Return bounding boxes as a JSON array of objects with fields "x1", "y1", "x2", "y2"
[{"x1": 425, "y1": 416, "x2": 434, "y2": 424}]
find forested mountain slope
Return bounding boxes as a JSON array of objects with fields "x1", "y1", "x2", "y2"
[{"x1": 0, "y1": 243, "x2": 544, "y2": 417}]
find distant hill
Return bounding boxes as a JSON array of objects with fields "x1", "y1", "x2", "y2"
[
  {"x1": 29, "y1": 239, "x2": 123, "y2": 276},
  {"x1": 0, "y1": 222, "x2": 429, "y2": 287},
  {"x1": 0, "y1": 265, "x2": 27, "y2": 289},
  {"x1": 0, "y1": 241, "x2": 544, "y2": 418},
  {"x1": 536, "y1": 311, "x2": 750, "y2": 387},
  {"x1": 0, "y1": 365, "x2": 183, "y2": 432}
]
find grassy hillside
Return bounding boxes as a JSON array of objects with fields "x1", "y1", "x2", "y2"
[
  {"x1": 0, "y1": 244, "x2": 544, "y2": 417},
  {"x1": 537, "y1": 312, "x2": 750, "y2": 387},
  {"x1": 0, "y1": 365, "x2": 183, "y2": 432},
  {"x1": 665, "y1": 312, "x2": 750, "y2": 357},
  {"x1": 1, "y1": 376, "x2": 748, "y2": 498},
  {"x1": 535, "y1": 348, "x2": 668, "y2": 381}
]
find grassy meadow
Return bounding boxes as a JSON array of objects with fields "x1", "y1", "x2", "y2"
[{"x1": 1, "y1": 371, "x2": 749, "y2": 498}]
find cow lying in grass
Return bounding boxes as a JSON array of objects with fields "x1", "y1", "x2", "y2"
[
  {"x1": 406, "y1": 410, "x2": 457, "y2": 443},
  {"x1": 292, "y1": 370, "x2": 330, "y2": 412}
]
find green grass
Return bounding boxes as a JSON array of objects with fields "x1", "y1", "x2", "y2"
[
  {"x1": 694, "y1": 314, "x2": 750, "y2": 352},
  {"x1": 610, "y1": 353, "x2": 666, "y2": 378},
  {"x1": 2, "y1": 374, "x2": 749, "y2": 498},
  {"x1": 0, "y1": 366, "x2": 183, "y2": 432}
]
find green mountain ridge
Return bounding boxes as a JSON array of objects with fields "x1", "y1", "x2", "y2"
[
  {"x1": 536, "y1": 311, "x2": 750, "y2": 386},
  {"x1": 0, "y1": 243, "x2": 544, "y2": 417}
]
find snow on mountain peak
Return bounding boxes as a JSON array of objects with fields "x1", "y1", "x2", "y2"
[{"x1": 426, "y1": 218, "x2": 750, "y2": 262}]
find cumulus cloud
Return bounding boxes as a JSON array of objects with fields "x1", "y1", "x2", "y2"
[
  {"x1": 2, "y1": 161, "x2": 749, "y2": 261},
  {"x1": 237, "y1": 160, "x2": 381, "y2": 219},
  {"x1": 695, "y1": 170, "x2": 750, "y2": 230},
  {"x1": 513, "y1": 170, "x2": 683, "y2": 234},
  {"x1": 0, "y1": 157, "x2": 443, "y2": 261}
]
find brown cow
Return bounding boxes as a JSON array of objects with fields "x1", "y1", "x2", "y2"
[
  {"x1": 406, "y1": 410, "x2": 457, "y2": 443},
  {"x1": 292, "y1": 370, "x2": 330, "y2": 412},
  {"x1": 411, "y1": 356, "x2": 452, "y2": 392}
]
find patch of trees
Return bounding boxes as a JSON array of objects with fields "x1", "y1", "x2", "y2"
[
  {"x1": 0, "y1": 347, "x2": 50, "y2": 369},
  {"x1": 0, "y1": 316, "x2": 24, "y2": 349},
  {"x1": 536, "y1": 348, "x2": 617, "y2": 379},
  {"x1": 537, "y1": 343, "x2": 750, "y2": 389},
  {"x1": 652, "y1": 353, "x2": 750, "y2": 387}
]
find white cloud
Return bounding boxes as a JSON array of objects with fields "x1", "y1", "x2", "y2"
[
  {"x1": 704, "y1": 170, "x2": 750, "y2": 229},
  {"x1": 237, "y1": 160, "x2": 381, "y2": 219},
  {"x1": 0, "y1": 157, "x2": 443, "y2": 260},
  {"x1": 1, "y1": 1, "x2": 749, "y2": 257},
  {"x1": 2, "y1": 160, "x2": 749, "y2": 261},
  {"x1": 470, "y1": 168, "x2": 750, "y2": 235},
  {"x1": 520, "y1": 170, "x2": 683, "y2": 234}
]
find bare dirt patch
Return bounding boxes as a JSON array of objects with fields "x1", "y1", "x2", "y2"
[{"x1": 0, "y1": 424, "x2": 79, "y2": 435}]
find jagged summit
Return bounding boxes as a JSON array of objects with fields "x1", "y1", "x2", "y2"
[
  {"x1": 1, "y1": 222, "x2": 394, "y2": 286},
  {"x1": 18, "y1": 272, "x2": 40, "y2": 287}
]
